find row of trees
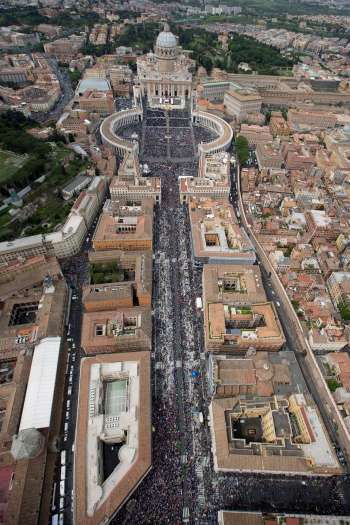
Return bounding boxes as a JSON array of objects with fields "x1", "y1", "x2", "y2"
[
  {"x1": 235, "y1": 135, "x2": 249, "y2": 165},
  {"x1": 115, "y1": 22, "x2": 159, "y2": 53}
]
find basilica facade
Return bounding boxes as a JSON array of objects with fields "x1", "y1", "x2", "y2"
[{"x1": 137, "y1": 23, "x2": 193, "y2": 104}]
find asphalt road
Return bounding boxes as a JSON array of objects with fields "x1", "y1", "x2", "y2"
[
  {"x1": 33, "y1": 59, "x2": 74, "y2": 124},
  {"x1": 50, "y1": 215, "x2": 100, "y2": 525}
]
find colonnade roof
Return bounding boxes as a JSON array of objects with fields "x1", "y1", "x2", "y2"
[
  {"x1": 100, "y1": 108, "x2": 142, "y2": 151},
  {"x1": 194, "y1": 110, "x2": 233, "y2": 153}
]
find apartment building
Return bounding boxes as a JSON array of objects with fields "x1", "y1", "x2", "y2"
[{"x1": 327, "y1": 272, "x2": 350, "y2": 309}]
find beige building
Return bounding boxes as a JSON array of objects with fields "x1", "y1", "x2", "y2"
[
  {"x1": 84, "y1": 251, "x2": 152, "y2": 309},
  {"x1": 74, "y1": 352, "x2": 151, "y2": 525},
  {"x1": 81, "y1": 307, "x2": 152, "y2": 354},
  {"x1": 204, "y1": 300, "x2": 285, "y2": 353},
  {"x1": 78, "y1": 89, "x2": 115, "y2": 115},
  {"x1": 202, "y1": 263, "x2": 285, "y2": 353},
  {"x1": 256, "y1": 142, "x2": 284, "y2": 170},
  {"x1": 224, "y1": 87, "x2": 262, "y2": 121},
  {"x1": 210, "y1": 391, "x2": 340, "y2": 475},
  {"x1": 239, "y1": 124, "x2": 273, "y2": 147},
  {"x1": 110, "y1": 151, "x2": 161, "y2": 204},
  {"x1": 288, "y1": 108, "x2": 338, "y2": 131},
  {"x1": 179, "y1": 152, "x2": 230, "y2": 203},
  {"x1": 202, "y1": 264, "x2": 266, "y2": 307},
  {"x1": 188, "y1": 198, "x2": 255, "y2": 264},
  {"x1": 43, "y1": 34, "x2": 85, "y2": 61},
  {"x1": 92, "y1": 199, "x2": 153, "y2": 252}
]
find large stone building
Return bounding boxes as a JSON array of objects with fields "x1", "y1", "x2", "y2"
[
  {"x1": 74, "y1": 352, "x2": 151, "y2": 525},
  {"x1": 179, "y1": 152, "x2": 230, "y2": 203},
  {"x1": 188, "y1": 198, "x2": 256, "y2": 264},
  {"x1": 110, "y1": 150, "x2": 161, "y2": 204},
  {"x1": 224, "y1": 86, "x2": 262, "y2": 122},
  {"x1": 92, "y1": 199, "x2": 153, "y2": 252},
  {"x1": 137, "y1": 23, "x2": 193, "y2": 104}
]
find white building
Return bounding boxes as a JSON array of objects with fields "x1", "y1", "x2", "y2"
[
  {"x1": 0, "y1": 176, "x2": 107, "y2": 262},
  {"x1": 137, "y1": 23, "x2": 193, "y2": 104},
  {"x1": 48, "y1": 214, "x2": 87, "y2": 258}
]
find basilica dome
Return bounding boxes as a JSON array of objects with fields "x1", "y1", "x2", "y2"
[{"x1": 156, "y1": 23, "x2": 177, "y2": 49}]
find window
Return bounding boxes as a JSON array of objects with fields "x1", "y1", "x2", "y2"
[{"x1": 95, "y1": 324, "x2": 105, "y2": 336}]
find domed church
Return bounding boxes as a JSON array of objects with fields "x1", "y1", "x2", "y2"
[{"x1": 137, "y1": 22, "x2": 193, "y2": 106}]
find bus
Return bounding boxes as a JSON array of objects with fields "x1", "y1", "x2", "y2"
[
  {"x1": 51, "y1": 483, "x2": 57, "y2": 511},
  {"x1": 61, "y1": 465, "x2": 66, "y2": 481}
]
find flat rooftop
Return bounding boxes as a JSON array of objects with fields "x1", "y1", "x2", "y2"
[
  {"x1": 74, "y1": 351, "x2": 151, "y2": 525},
  {"x1": 92, "y1": 200, "x2": 153, "y2": 252},
  {"x1": 211, "y1": 351, "x2": 305, "y2": 398},
  {"x1": 0, "y1": 279, "x2": 67, "y2": 360},
  {"x1": 210, "y1": 392, "x2": 340, "y2": 475},
  {"x1": 226, "y1": 88, "x2": 262, "y2": 102},
  {"x1": 81, "y1": 307, "x2": 152, "y2": 354},
  {"x1": 189, "y1": 198, "x2": 255, "y2": 263},
  {"x1": 204, "y1": 300, "x2": 285, "y2": 352},
  {"x1": 202, "y1": 264, "x2": 266, "y2": 306}
]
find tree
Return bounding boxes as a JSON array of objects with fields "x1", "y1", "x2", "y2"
[
  {"x1": 235, "y1": 135, "x2": 249, "y2": 165},
  {"x1": 127, "y1": 60, "x2": 137, "y2": 73}
]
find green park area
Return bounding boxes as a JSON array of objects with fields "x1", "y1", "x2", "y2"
[
  {"x1": 178, "y1": 26, "x2": 296, "y2": 75},
  {"x1": 339, "y1": 303, "x2": 350, "y2": 322},
  {"x1": 0, "y1": 111, "x2": 89, "y2": 242},
  {"x1": 90, "y1": 262, "x2": 127, "y2": 285},
  {"x1": 0, "y1": 150, "x2": 28, "y2": 184},
  {"x1": 114, "y1": 22, "x2": 295, "y2": 76}
]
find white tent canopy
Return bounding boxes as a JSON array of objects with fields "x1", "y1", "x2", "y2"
[{"x1": 19, "y1": 336, "x2": 61, "y2": 432}]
